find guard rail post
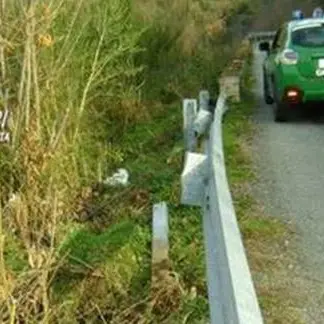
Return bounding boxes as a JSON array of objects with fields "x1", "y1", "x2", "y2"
[{"x1": 181, "y1": 87, "x2": 264, "y2": 324}]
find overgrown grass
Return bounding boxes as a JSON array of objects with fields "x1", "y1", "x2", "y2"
[
  {"x1": 21, "y1": 100, "x2": 208, "y2": 323},
  {"x1": 0, "y1": 0, "x2": 265, "y2": 322}
]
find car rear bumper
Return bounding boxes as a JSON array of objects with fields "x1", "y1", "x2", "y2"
[
  {"x1": 304, "y1": 90, "x2": 324, "y2": 101},
  {"x1": 281, "y1": 80, "x2": 324, "y2": 102},
  {"x1": 277, "y1": 67, "x2": 324, "y2": 102}
]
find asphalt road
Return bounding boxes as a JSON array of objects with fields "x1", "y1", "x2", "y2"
[{"x1": 251, "y1": 44, "x2": 324, "y2": 322}]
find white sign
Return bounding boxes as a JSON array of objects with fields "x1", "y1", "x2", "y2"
[
  {"x1": 318, "y1": 58, "x2": 324, "y2": 69},
  {"x1": 316, "y1": 68, "x2": 324, "y2": 76}
]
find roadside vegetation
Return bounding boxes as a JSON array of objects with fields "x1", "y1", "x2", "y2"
[
  {"x1": 223, "y1": 58, "x2": 305, "y2": 323},
  {"x1": 0, "y1": 0, "x2": 303, "y2": 323},
  {"x1": 0, "y1": 0, "x2": 259, "y2": 322}
]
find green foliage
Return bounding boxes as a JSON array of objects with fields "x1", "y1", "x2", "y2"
[
  {"x1": 3, "y1": 234, "x2": 28, "y2": 273},
  {"x1": 0, "y1": 0, "x2": 261, "y2": 322}
]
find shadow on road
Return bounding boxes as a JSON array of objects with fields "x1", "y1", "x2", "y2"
[
  {"x1": 260, "y1": 101, "x2": 324, "y2": 125},
  {"x1": 298, "y1": 102, "x2": 324, "y2": 124}
]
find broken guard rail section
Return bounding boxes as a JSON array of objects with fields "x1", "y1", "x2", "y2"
[{"x1": 181, "y1": 89, "x2": 264, "y2": 324}]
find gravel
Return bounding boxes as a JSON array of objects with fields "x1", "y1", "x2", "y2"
[{"x1": 251, "y1": 43, "x2": 324, "y2": 323}]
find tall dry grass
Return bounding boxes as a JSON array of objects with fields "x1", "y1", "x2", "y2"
[
  {"x1": 133, "y1": 0, "x2": 256, "y2": 100},
  {"x1": 0, "y1": 0, "x2": 144, "y2": 322},
  {"x1": 0, "y1": 0, "x2": 257, "y2": 322}
]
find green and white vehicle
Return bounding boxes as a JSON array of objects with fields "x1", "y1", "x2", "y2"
[{"x1": 259, "y1": 14, "x2": 324, "y2": 122}]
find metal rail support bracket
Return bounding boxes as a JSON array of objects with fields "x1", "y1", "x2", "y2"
[{"x1": 181, "y1": 151, "x2": 208, "y2": 206}]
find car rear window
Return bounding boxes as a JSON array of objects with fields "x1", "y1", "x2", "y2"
[{"x1": 292, "y1": 25, "x2": 324, "y2": 47}]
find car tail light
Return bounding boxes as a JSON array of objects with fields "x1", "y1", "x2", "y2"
[
  {"x1": 280, "y1": 49, "x2": 298, "y2": 65},
  {"x1": 287, "y1": 90, "x2": 299, "y2": 97},
  {"x1": 283, "y1": 87, "x2": 303, "y2": 103}
]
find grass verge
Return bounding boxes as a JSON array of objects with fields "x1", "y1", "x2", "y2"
[
  {"x1": 223, "y1": 56, "x2": 304, "y2": 323},
  {"x1": 49, "y1": 102, "x2": 209, "y2": 323}
]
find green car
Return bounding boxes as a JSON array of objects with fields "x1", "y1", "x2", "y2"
[{"x1": 259, "y1": 17, "x2": 324, "y2": 122}]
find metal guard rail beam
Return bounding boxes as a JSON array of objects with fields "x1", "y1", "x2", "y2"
[{"x1": 181, "y1": 90, "x2": 264, "y2": 324}]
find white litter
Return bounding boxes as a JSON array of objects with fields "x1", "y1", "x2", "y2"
[
  {"x1": 8, "y1": 193, "x2": 18, "y2": 203},
  {"x1": 103, "y1": 168, "x2": 129, "y2": 186}
]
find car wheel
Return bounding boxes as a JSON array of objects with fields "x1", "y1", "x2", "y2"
[
  {"x1": 263, "y1": 70, "x2": 274, "y2": 105},
  {"x1": 274, "y1": 101, "x2": 289, "y2": 122}
]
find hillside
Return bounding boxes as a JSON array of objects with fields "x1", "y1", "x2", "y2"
[
  {"x1": 0, "y1": 0, "x2": 323, "y2": 323},
  {"x1": 0, "y1": 0, "x2": 259, "y2": 322}
]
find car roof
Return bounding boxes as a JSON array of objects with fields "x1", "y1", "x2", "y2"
[{"x1": 288, "y1": 18, "x2": 324, "y2": 31}]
